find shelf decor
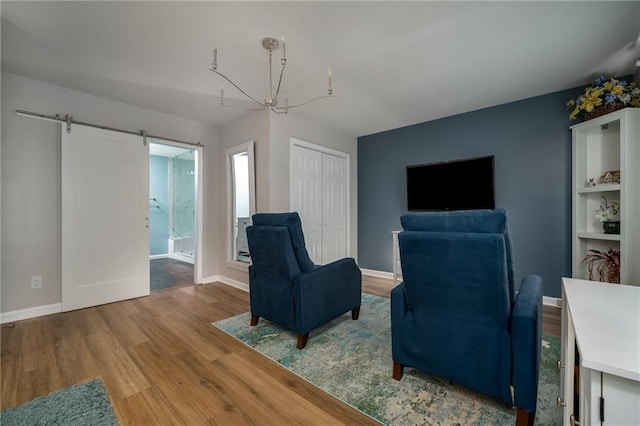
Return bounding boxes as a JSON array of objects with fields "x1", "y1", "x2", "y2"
[
  {"x1": 595, "y1": 196, "x2": 620, "y2": 234},
  {"x1": 567, "y1": 76, "x2": 640, "y2": 121},
  {"x1": 580, "y1": 248, "x2": 620, "y2": 284}
]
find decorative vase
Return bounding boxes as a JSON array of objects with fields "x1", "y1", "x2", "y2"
[{"x1": 602, "y1": 221, "x2": 620, "y2": 234}]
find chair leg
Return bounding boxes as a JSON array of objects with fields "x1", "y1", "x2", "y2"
[
  {"x1": 515, "y1": 408, "x2": 535, "y2": 426},
  {"x1": 250, "y1": 314, "x2": 259, "y2": 326},
  {"x1": 393, "y1": 362, "x2": 404, "y2": 380},
  {"x1": 351, "y1": 306, "x2": 360, "y2": 320},
  {"x1": 297, "y1": 333, "x2": 309, "y2": 350}
]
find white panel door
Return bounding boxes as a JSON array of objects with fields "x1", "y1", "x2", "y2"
[
  {"x1": 291, "y1": 145, "x2": 323, "y2": 263},
  {"x1": 322, "y1": 153, "x2": 347, "y2": 263},
  {"x1": 62, "y1": 124, "x2": 149, "y2": 311},
  {"x1": 291, "y1": 142, "x2": 348, "y2": 264}
]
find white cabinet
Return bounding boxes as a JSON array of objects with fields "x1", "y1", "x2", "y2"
[
  {"x1": 560, "y1": 278, "x2": 640, "y2": 425},
  {"x1": 571, "y1": 108, "x2": 640, "y2": 284},
  {"x1": 392, "y1": 231, "x2": 402, "y2": 286}
]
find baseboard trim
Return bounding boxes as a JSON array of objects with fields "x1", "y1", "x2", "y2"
[
  {"x1": 543, "y1": 296, "x2": 561, "y2": 308},
  {"x1": 1, "y1": 303, "x2": 62, "y2": 324},
  {"x1": 360, "y1": 268, "x2": 393, "y2": 280},
  {"x1": 201, "y1": 275, "x2": 249, "y2": 293}
]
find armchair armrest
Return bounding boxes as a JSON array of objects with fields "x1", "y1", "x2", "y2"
[
  {"x1": 293, "y1": 258, "x2": 361, "y2": 333},
  {"x1": 511, "y1": 274, "x2": 543, "y2": 412},
  {"x1": 391, "y1": 282, "x2": 408, "y2": 363}
]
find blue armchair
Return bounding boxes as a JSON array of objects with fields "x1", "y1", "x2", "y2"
[
  {"x1": 246, "y1": 212, "x2": 362, "y2": 349},
  {"x1": 391, "y1": 209, "x2": 543, "y2": 426}
]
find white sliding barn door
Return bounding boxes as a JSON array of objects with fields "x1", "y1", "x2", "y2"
[
  {"x1": 291, "y1": 141, "x2": 348, "y2": 264},
  {"x1": 62, "y1": 124, "x2": 149, "y2": 311}
]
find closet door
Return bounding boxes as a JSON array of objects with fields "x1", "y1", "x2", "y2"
[
  {"x1": 291, "y1": 142, "x2": 348, "y2": 264},
  {"x1": 291, "y1": 145, "x2": 323, "y2": 263},
  {"x1": 322, "y1": 153, "x2": 347, "y2": 263},
  {"x1": 62, "y1": 124, "x2": 149, "y2": 311}
]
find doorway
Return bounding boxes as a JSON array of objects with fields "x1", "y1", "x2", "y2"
[{"x1": 149, "y1": 140, "x2": 203, "y2": 291}]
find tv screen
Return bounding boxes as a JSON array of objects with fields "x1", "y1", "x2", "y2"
[{"x1": 406, "y1": 155, "x2": 495, "y2": 211}]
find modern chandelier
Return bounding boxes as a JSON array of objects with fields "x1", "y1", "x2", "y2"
[{"x1": 209, "y1": 37, "x2": 333, "y2": 114}]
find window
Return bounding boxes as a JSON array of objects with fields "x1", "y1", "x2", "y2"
[{"x1": 226, "y1": 141, "x2": 255, "y2": 265}]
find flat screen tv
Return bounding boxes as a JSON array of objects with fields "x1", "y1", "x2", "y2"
[{"x1": 406, "y1": 155, "x2": 495, "y2": 211}]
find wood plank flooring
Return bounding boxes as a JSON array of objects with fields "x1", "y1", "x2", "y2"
[{"x1": 1, "y1": 276, "x2": 561, "y2": 425}]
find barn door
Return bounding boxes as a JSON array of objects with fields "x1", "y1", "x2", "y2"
[{"x1": 62, "y1": 124, "x2": 149, "y2": 311}]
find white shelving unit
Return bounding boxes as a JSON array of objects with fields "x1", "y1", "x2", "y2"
[
  {"x1": 571, "y1": 108, "x2": 640, "y2": 285},
  {"x1": 392, "y1": 231, "x2": 402, "y2": 286}
]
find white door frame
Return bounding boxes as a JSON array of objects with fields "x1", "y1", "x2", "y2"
[
  {"x1": 149, "y1": 138, "x2": 205, "y2": 283},
  {"x1": 289, "y1": 138, "x2": 351, "y2": 260}
]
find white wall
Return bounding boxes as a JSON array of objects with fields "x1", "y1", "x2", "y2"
[
  {"x1": 1, "y1": 72, "x2": 220, "y2": 314},
  {"x1": 217, "y1": 109, "x2": 270, "y2": 284},
  {"x1": 270, "y1": 111, "x2": 358, "y2": 257}
]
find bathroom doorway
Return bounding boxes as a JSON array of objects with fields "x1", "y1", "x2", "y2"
[{"x1": 149, "y1": 140, "x2": 202, "y2": 291}]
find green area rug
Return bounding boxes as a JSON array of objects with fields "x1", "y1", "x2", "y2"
[
  {"x1": 213, "y1": 293, "x2": 562, "y2": 425},
  {"x1": 0, "y1": 378, "x2": 118, "y2": 426}
]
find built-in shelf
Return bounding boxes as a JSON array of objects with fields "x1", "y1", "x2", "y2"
[
  {"x1": 576, "y1": 184, "x2": 620, "y2": 194},
  {"x1": 571, "y1": 108, "x2": 640, "y2": 284},
  {"x1": 577, "y1": 232, "x2": 621, "y2": 242}
]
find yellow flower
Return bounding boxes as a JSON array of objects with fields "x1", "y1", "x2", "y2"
[
  {"x1": 579, "y1": 91, "x2": 604, "y2": 112},
  {"x1": 569, "y1": 105, "x2": 580, "y2": 120},
  {"x1": 603, "y1": 80, "x2": 624, "y2": 96}
]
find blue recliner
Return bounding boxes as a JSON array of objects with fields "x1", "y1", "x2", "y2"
[
  {"x1": 391, "y1": 209, "x2": 543, "y2": 426},
  {"x1": 246, "y1": 212, "x2": 362, "y2": 349}
]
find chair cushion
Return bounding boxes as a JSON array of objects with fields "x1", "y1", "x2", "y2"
[
  {"x1": 401, "y1": 209, "x2": 506, "y2": 233},
  {"x1": 252, "y1": 212, "x2": 316, "y2": 272}
]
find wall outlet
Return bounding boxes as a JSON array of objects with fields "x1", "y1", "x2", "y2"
[{"x1": 31, "y1": 276, "x2": 42, "y2": 289}]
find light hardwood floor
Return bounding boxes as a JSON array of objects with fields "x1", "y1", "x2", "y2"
[{"x1": 1, "y1": 276, "x2": 560, "y2": 425}]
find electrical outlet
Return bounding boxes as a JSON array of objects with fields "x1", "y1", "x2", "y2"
[{"x1": 31, "y1": 276, "x2": 42, "y2": 289}]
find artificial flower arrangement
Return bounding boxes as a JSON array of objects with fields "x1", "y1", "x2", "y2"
[
  {"x1": 594, "y1": 196, "x2": 619, "y2": 223},
  {"x1": 567, "y1": 76, "x2": 640, "y2": 120}
]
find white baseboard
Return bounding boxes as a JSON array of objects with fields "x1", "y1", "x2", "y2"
[
  {"x1": 543, "y1": 295, "x2": 561, "y2": 307},
  {"x1": 1, "y1": 303, "x2": 62, "y2": 324},
  {"x1": 150, "y1": 254, "x2": 168, "y2": 260},
  {"x1": 201, "y1": 275, "x2": 249, "y2": 292},
  {"x1": 360, "y1": 268, "x2": 393, "y2": 280}
]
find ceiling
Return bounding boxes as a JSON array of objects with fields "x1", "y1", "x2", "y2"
[{"x1": 2, "y1": 1, "x2": 639, "y2": 137}]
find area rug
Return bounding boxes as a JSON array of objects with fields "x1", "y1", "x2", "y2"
[
  {"x1": 213, "y1": 293, "x2": 562, "y2": 425},
  {"x1": 0, "y1": 378, "x2": 119, "y2": 426}
]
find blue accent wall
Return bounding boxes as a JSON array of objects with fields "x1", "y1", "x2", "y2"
[
  {"x1": 150, "y1": 155, "x2": 169, "y2": 256},
  {"x1": 358, "y1": 86, "x2": 587, "y2": 298}
]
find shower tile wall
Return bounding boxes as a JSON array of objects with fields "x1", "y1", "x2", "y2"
[{"x1": 150, "y1": 155, "x2": 169, "y2": 256}]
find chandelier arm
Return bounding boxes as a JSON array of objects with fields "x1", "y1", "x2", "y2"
[
  {"x1": 219, "y1": 104, "x2": 266, "y2": 111},
  {"x1": 270, "y1": 107, "x2": 288, "y2": 115},
  {"x1": 273, "y1": 95, "x2": 335, "y2": 110},
  {"x1": 209, "y1": 68, "x2": 265, "y2": 106}
]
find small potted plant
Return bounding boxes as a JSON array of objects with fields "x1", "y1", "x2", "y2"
[
  {"x1": 581, "y1": 248, "x2": 620, "y2": 284},
  {"x1": 595, "y1": 196, "x2": 620, "y2": 234}
]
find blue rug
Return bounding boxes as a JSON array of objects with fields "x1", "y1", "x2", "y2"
[
  {"x1": 213, "y1": 293, "x2": 562, "y2": 425},
  {"x1": 0, "y1": 378, "x2": 119, "y2": 426}
]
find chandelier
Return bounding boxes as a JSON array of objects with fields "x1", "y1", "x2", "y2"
[{"x1": 210, "y1": 37, "x2": 333, "y2": 114}]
